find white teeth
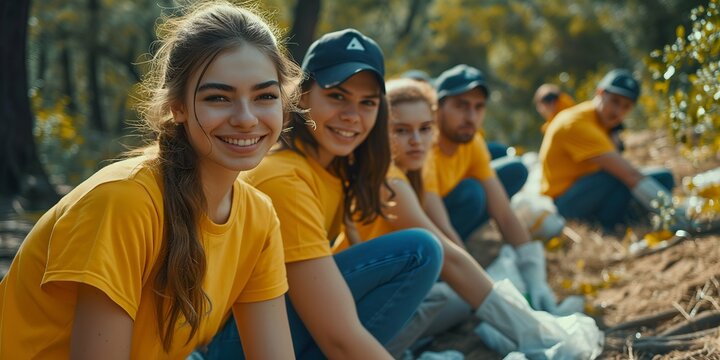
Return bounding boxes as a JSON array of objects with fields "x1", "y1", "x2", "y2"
[
  {"x1": 221, "y1": 136, "x2": 261, "y2": 146},
  {"x1": 331, "y1": 128, "x2": 356, "y2": 137}
]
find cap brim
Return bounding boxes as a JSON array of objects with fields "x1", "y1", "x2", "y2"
[
  {"x1": 437, "y1": 81, "x2": 488, "y2": 100},
  {"x1": 313, "y1": 62, "x2": 386, "y2": 93},
  {"x1": 602, "y1": 86, "x2": 638, "y2": 101}
]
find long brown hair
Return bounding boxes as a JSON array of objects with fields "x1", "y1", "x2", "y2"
[
  {"x1": 385, "y1": 78, "x2": 438, "y2": 200},
  {"x1": 135, "y1": 1, "x2": 301, "y2": 351},
  {"x1": 282, "y1": 78, "x2": 391, "y2": 224}
]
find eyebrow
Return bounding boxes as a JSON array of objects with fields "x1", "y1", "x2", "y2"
[
  {"x1": 197, "y1": 80, "x2": 279, "y2": 92},
  {"x1": 334, "y1": 85, "x2": 381, "y2": 99}
]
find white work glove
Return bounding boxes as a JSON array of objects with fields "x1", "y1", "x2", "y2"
[
  {"x1": 515, "y1": 241, "x2": 558, "y2": 313},
  {"x1": 632, "y1": 177, "x2": 692, "y2": 231}
]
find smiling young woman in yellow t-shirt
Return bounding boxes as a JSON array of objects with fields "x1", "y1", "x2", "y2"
[
  {"x1": 205, "y1": 29, "x2": 443, "y2": 360},
  {"x1": 0, "y1": 3, "x2": 300, "y2": 359}
]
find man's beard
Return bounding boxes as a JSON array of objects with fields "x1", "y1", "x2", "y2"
[{"x1": 440, "y1": 121, "x2": 475, "y2": 144}]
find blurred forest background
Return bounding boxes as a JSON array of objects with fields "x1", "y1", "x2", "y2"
[{"x1": 1, "y1": 0, "x2": 718, "y2": 208}]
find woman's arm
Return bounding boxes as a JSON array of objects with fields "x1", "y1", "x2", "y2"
[
  {"x1": 286, "y1": 257, "x2": 393, "y2": 360},
  {"x1": 421, "y1": 191, "x2": 465, "y2": 248},
  {"x1": 70, "y1": 284, "x2": 133, "y2": 360},
  {"x1": 387, "y1": 180, "x2": 492, "y2": 309},
  {"x1": 233, "y1": 296, "x2": 295, "y2": 359}
]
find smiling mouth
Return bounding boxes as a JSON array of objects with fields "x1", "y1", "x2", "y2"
[
  {"x1": 328, "y1": 126, "x2": 358, "y2": 138},
  {"x1": 219, "y1": 136, "x2": 263, "y2": 147}
]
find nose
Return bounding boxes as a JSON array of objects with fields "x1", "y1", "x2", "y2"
[
  {"x1": 340, "y1": 103, "x2": 361, "y2": 124},
  {"x1": 230, "y1": 99, "x2": 259, "y2": 129},
  {"x1": 409, "y1": 130, "x2": 421, "y2": 145}
]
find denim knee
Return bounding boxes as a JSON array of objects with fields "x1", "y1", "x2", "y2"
[
  {"x1": 399, "y1": 228, "x2": 443, "y2": 274},
  {"x1": 452, "y1": 179, "x2": 486, "y2": 205},
  {"x1": 494, "y1": 158, "x2": 529, "y2": 197}
]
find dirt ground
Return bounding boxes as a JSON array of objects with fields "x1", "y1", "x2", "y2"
[{"x1": 423, "y1": 130, "x2": 720, "y2": 359}]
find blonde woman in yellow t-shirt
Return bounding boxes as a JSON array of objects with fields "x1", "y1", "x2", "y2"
[
  {"x1": 349, "y1": 78, "x2": 603, "y2": 359},
  {"x1": 206, "y1": 29, "x2": 443, "y2": 360},
  {"x1": 0, "y1": 3, "x2": 301, "y2": 359}
]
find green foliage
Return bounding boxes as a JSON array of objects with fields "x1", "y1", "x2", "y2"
[
  {"x1": 25, "y1": 0, "x2": 710, "y2": 189},
  {"x1": 31, "y1": 90, "x2": 125, "y2": 189},
  {"x1": 647, "y1": 0, "x2": 719, "y2": 162}
]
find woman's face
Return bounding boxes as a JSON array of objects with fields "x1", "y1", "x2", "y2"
[
  {"x1": 390, "y1": 100, "x2": 434, "y2": 171},
  {"x1": 300, "y1": 71, "x2": 382, "y2": 168},
  {"x1": 172, "y1": 45, "x2": 283, "y2": 176}
]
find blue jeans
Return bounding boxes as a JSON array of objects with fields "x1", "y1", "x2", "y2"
[
  {"x1": 443, "y1": 157, "x2": 529, "y2": 240},
  {"x1": 487, "y1": 141, "x2": 509, "y2": 160},
  {"x1": 554, "y1": 168, "x2": 674, "y2": 230},
  {"x1": 200, "y1": 229, "x2": 443, "y2": 360}
]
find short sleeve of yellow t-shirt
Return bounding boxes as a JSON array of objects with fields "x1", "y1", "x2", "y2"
[
  {"x1": 253, "y1": 175, "x2": 332, "y2": 262},
  {"x1": 555, "y1": 119, "x2": 615, "y2": 163},
  {"x1": 43, "y1": 179, "x2": 160, "y2": 319},
  {"x1": 244, "y1": 150, "x2": 344, "y2": 263},
  {"x1": 234, "y1": 199, "x2": 288, "y2": 303}
]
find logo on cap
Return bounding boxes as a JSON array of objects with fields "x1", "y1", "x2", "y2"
[
  {"x1": 346, "y1": 37, "x2": 365, "y2": 51},
  {"x1": 625, "y1": 78, "x2": 635, "y2": 89}
]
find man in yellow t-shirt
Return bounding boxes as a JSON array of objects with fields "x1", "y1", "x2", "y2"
[
  {"x1": 539, "y1": 69, "x2": 678, "y2": 231},
  {"x1": 423, "y1": 64, "x2": 559, "y2": 313}
]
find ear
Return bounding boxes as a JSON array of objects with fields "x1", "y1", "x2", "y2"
[{"x1": 170, "y1": 101, "x2": 188, "y2": 124}]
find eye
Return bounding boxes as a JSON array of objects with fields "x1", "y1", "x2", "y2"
[
  {"x1": 420, "y1": 125, "x2": 433, "y2": 133},
  {"x1": 203, "y1": 95, "x2": 230, "y2": 102},
  {"x1": 394, "y1": 127, "x2": 408, "y2": 134},
  {"x1": 327, "y1": 92, "x2": 345, "y2": 101},
  {"x1": 256, "y1": 92, "x2": 279, "y2": 101},
  {"x1": 361, "y1": 99, "x2": 378, "y2": 107}
]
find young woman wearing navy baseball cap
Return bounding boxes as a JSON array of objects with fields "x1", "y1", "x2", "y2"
[{"x1": 205, "y1": 28, "x2": 443, "y2": 360}]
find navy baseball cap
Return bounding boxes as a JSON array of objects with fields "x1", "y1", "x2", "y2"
[
  {"x1": 597, "y1": 69, "x2": 640, "y2": 101},
  {"x1": 301, "y1": 28, "x2": 386, "y2": 92},
  {"x1": 400, "y1": 69, "x2": 432, "y2": 83},
  {"x1": 434, "y1": 64, "x2": 488, "y2": 100}
]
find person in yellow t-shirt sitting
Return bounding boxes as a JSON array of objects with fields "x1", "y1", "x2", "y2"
[
  {"x1": 426, "y1": 65, "x2": 529, "y2": 240},
  {"x1": 539, "y1": 69, "x2": 678, "y2": 231},
  {"x1": 0, "y1": 3, "x2": 298, "y2": 359},
  {"x1": 420, "y1": 65, "x2": 560, "y2": 316},
  {"x1": 534, "y1": 82, "x2": 625, "y2": 152}
]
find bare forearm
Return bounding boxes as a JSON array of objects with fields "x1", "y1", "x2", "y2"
[
  {"x1": 497, "y1": 213, "x2": 531, "y2": 247},
  {"x1": 438, "y1": 242, "x2": 492, "y2": 309}
]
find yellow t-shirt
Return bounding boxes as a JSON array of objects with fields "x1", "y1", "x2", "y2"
[
  {"x1": 242, "y1": 149, "x2": 344, "y2": 263},
  {"x1": 354, "y1": 165, "x2": 409, "y2": 241},
  {"x1": 423, "y1": 134, "x2": 496, "y2": 197},
  {"x1": 539, "y1": 101, "x2": 616, "y2": 198},
  {"x1": 0, "y1": 157, "x2": 287, "y2": 359}
]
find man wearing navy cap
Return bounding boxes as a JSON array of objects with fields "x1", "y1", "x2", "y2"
[
  {"x1": 539, "y1": 69, "x2": 682, "y2": 231},
  {"x1": 421, "y1": 64, "x2": 558, "y2": 314}
]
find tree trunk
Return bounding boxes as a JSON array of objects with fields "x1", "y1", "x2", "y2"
[
  {"x1": 0, "y1": 0, "x2": 58, "y2": 207},
  {"x1": 288, "y1": 0, "x2": 322, "y2": 63},
  {"x1": 86, "y1": 0, "x2": 104, "y2": 132},
  {"x1": 61, "y1": 45, "x2": 77, "y2": 113}
]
